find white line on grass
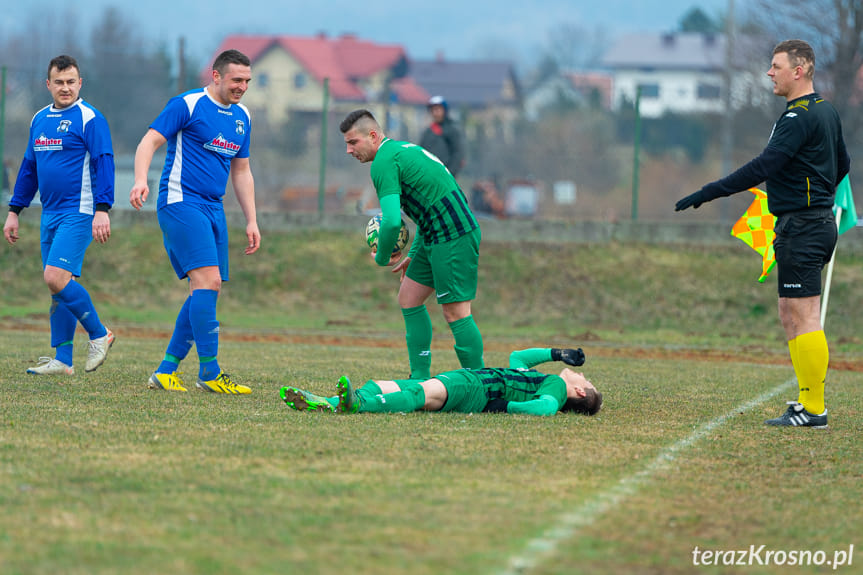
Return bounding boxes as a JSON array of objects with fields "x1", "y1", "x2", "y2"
[{"x1": 499, "y1": 377, "x2": 796, "y2": 575}]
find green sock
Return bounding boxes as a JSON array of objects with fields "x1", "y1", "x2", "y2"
[
  {"x1": 349, "y1": 380, "x2": 379, "y2": 408},
  {"x1": 359, "y1": 383, "x2": 426, "y2": 413},
  {"x1": 361, "y1": 380, "x2": 383, "y2": 395},
  {"x1": 392, "y1": 378, "x2": 424, "y2": 389},
  {"x1": 402, "y1": 305, "x2": 432, "y2": 379},
  {"x1": 355, "y1": 379, "x2": 423, "y2": 408},
  {"x1": 449, "y1": 314, "x2": 484, "y2": 369}
]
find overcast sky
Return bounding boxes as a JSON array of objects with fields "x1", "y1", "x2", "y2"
[{"x1": 0, "y1": 0, "x2": 732, "y2": 66}]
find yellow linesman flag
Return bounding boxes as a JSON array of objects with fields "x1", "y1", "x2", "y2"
[{"x1": 730, "y1": 188, "x2": 776, "y2": 283}]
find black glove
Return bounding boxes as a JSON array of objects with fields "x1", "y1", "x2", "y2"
[
  {"x1": 675, "y1": 190, "x2": 706, "y2": 211},
  {"x1": 551, "y1": 348, "x2": 585, "y2": 366}
]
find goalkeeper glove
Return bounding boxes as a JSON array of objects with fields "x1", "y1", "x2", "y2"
[{"x1": 551, "y1": 348, "x2": 585, "y2": 366}]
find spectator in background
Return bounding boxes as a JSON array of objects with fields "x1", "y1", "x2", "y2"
[{"x1": 419, "y1": 95, "x2": 465, "y2": 177}]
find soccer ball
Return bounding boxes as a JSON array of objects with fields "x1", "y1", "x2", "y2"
[{"x1": 366, "y1": 214, "x2": 410, "y2": 254}]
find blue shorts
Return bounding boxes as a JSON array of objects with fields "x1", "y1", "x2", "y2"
[
  {"x1": 157, "y1": 202, "x2": 229, "y2": 281},
  {"x1": 40, "y1": 212, "x2": 93, "y2": 277}
]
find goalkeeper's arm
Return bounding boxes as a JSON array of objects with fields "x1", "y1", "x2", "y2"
[
  {"x1": 509, "y1": 347, "x2": 585, "y2": 369},
  {"x1": 505, "y1": 395, "x2": 561, "y2": 416},
  {"x1": 483, "y1": 394, "x2": 561, "y2": 416}
]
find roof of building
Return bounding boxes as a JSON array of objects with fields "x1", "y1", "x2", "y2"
[
  {"x1": 567, "y1": 72, "x2": 614, "y2": 109},
  {"x1": 409, "y1": 57, "x2": 520, "y2": 108},
  {"x1": 203, "y1": 34, "x2": 429, "y2": 104},
  {"x1": 601, "y1": 32, "x2": 727, "y2": 71}
]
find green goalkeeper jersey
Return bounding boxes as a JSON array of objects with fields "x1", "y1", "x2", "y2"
[
  {"x1": 370, "y1": 138, "x2": 478, "y2": 246},
  {"x1": 434, "y1": 348, "x2": 568, "y2": 414},
  {"x1": 474, "y1": 368, "x2": 567, "y2": 405}
]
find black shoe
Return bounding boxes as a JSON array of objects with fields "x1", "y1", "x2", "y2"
[{"x1": 765, "y1": 402, "x2": 828, "y2": 428}]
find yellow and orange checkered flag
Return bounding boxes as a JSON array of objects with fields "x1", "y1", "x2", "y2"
[{"x1": 730, "y1": 188, "x2": 776, "y2": 283}]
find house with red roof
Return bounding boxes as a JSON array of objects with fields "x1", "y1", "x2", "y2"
[{"x1": 203, "y1": 33, "x2": 430, "y2": 130}]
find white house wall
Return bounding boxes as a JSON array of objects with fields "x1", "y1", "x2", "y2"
[{"x1": 612, "y1": 69, "x2": 724, "y2": 118}]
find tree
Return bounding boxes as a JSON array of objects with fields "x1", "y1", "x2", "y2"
[
  {"x1": 745, "y1": 0, "x2": 863, "y2": 141},
  {"x1": 678, "y1": 7, "x2": 721, "y2": 34},
  {"x1": 540, "y1": 22, "x2": 608, "y2": 73},
  {"x1": 85, "y1": 7, "x2": 175, "y2": 154}
]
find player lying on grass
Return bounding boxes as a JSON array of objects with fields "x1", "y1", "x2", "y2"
[{"x1": 280, "y1": 347, "x2": 602, "y2": 417}]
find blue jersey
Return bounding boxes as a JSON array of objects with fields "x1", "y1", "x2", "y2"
[
  {"x1": 11, "y1": 98, "x2": 114, "y2": 215},
  {"x1": 150, "y1": 88, "x2": 251, "y2": 209}
]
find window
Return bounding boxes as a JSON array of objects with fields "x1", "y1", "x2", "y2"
[
  {"x1": 697, "y1": 83, "x2": 721, "y2": 100},
  {"x1": 637, "y1": 83, "x2": 660, "y2": 99},
  {"x1": 294, "y1": 73, "x2": 306, "y2": 89},
  {"x1": 257, "y1": 73, "x2": 269, "y2": 88}
]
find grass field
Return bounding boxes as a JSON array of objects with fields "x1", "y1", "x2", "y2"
[{"x1": 1, "y1": 223, "x2": 862, "y2": 574}]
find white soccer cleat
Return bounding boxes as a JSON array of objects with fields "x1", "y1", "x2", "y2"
[
  {"x1": 26, "y1": 357, "x2": 75, "y2": 376},
  {"x1": 85, "y1": 329, "x2": 115, "y2": 372}
]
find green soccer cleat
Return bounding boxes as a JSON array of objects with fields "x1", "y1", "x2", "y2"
[
  {"x1": 279, "y1": 386, "x2": 336, "y2": 412},
  {"x1": 148, "y1": 371, "x2": 187, "y2": 392},
  {"x1": 337, "y1": 375, "x2": 360, "y2": 413},
  {"x1": 196, "y1": 372, "x2": 251, "y2": 394}
]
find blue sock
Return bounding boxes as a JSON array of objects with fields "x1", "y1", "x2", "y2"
[
  {"x1": 49, "y1": 297, "x2": 77, "y2": 365},
  {"x1": 55, "y1": 342, "x2": 74, "y2": 366},
  {"x1": 189, "y1": 289, "x2": 220, "y2": 380},
  {"x1": 157, "y1": 296, "x2": 194, "y2": 374},
  {"x1": 157, "y1": 357, "x2": 180, "y2": 374},
  {"x1": 54, "y1": 280, "x2": 107, "y2": 339},
  {"x1": 199, "y1": 358, "x2": 220, "y2": 381}
]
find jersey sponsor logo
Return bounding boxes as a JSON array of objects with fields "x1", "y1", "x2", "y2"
[
  {"x1": 218, "y1": 109, "x2": 233, "y2": 116},
  {"x1": 203, "y1": 133, "x2": 241, "y2": 156},
  {"x1": 57, "y1": 120, "x2": 72, "y2": 133},
  {"x1": 33, "y1": 133, "x2": 63, "y2": 151},
  {"x1": 785, "y1": 112, "x2": 798, "y2": 118},
  {"x1": 235, "y1": 120, "x2": 245, "y2": 135}
]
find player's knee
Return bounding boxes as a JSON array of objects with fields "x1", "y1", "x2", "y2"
[{"x1": 43, "y1": 266, "x2": 71, "y2": 293}]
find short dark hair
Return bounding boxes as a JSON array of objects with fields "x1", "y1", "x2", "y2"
[
  {"x1": 340, "y1": 109, "x2": 377, "y2": 134},
  {"x1": 562, "y1": 388, "x2": 603, "y2": 415},
  {"x1": 47, "y1": 55, "x2": 79, "y2": 78},
  {"x1": 213, "y1": 49, "x2": 251, "y2": 75},
  {"x1": 774, "y1": 39, "x2": 815, "y2": 80}
]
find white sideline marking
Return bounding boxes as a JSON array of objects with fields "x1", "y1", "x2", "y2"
[{"x1": 499, "y1": 378, "x2": 796, "y2": 575}]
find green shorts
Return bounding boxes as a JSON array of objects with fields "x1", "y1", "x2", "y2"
[
  {"x1": 435, "y1": 369, "x2": 489, "y2": 413},
  {"x1": 406, "y1": 227, "x2": 480, "y2": 304}
]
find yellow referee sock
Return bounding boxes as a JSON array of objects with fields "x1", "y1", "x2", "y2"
[{"x1": 794, "y1": 330, "x2": 828, "y2": 415}]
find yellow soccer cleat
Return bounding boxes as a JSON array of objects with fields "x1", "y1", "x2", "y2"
[
  {"x1": 195, "y1": 372, "x2": 251, "y2": 394},
  {"x1": 148, "y1": 371, "x2": 187, "y2": 392}
]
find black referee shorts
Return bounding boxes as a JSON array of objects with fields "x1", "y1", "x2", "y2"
[{"x1": 773, "y1": 208, "x2": 837, "y2": 298}]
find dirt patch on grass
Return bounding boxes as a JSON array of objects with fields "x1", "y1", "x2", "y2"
[{"x1": 5, "y1": 320, "x2": 861, "y2": 373}]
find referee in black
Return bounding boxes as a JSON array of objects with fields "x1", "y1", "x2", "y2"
[{"x1": 675, "y1": 39, "x2": 850, "y2": 428}]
